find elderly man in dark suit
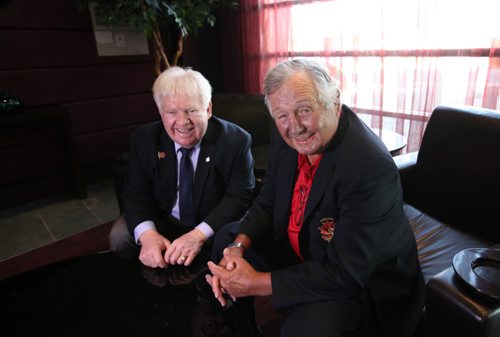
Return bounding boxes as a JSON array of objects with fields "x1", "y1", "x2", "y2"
[
  {"x1": 206, "y1": 59, "x2": 425, "y2": 337},
  {"x1": 109, "y1": 66, "x2": 255, "y2": 269}
]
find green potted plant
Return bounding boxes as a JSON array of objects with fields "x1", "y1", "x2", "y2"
[{"x1": 75, "y1": 0, "x2": 237, "y2": 75}]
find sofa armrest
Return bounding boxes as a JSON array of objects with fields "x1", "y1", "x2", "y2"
[
  {"x1": 424, "y1": 266, "x2": 500, "y2": 337},
  {"x1": 393, "y1": 151, "x2": 418, "y2": 171},
  {"x1": 392, "y1": 151, "x2": 418, "y2": 171},
  {"x1": 394, "y1": 151, "x2": 423, "y2": 206}
]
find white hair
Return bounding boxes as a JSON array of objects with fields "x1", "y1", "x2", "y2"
[{"x1": 152, "y1": 66, "x2": 212, "y2": 111}]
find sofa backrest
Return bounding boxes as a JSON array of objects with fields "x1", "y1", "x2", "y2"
[
  {"x1": 414, "y1": 104, "x2": 500, "y2": 241},
  {"x1": 211, "y1": 94, "x2": 272, "y2": 147}
]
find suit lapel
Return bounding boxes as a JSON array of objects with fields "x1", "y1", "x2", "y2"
[
  {"x1": 303, "y1": 150, "x2": 336, "y2": 222},
  {"x1": 274, "y1": 145, "x2": 298, "y2": 235},
  {"x1": 193, "y1": 118, "x2": 218, "y2": 213},
  {"x1": 156, "y1": 131, "x2": 177, "y2": 209},
  {"x1": 194, "y1": 142, "x2": 214, "y2": 213}
]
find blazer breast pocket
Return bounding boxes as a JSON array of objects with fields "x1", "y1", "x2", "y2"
[{"x1": 306, "y1": 209, "x2": 338, "y2": 259}]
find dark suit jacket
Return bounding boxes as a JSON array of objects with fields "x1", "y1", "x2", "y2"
[
  {"x1": 239, "y1": 106, "x2": 425, "y2": 337},
  {"x1": 122, "y1": 116, "x2": 255, "y2": 234}
]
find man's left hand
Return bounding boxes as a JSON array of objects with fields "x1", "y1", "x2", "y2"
[{"x1": 164, "y1": 228, "x2": 206, "y2": 266}]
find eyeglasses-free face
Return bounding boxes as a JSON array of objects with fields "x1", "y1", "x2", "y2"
[
  {"x1": 159, "y1": 94, "x2": 212, "y2": 148},
  {"x1": 268, "y1": 72, "x2": 340, "y2": 158}
]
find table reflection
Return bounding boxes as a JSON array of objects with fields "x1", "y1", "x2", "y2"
[{"x1": 1, "y1": 252, "x2": 257, "y2": 337}]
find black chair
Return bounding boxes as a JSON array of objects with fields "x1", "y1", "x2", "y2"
[{"x1": 395, "y1": 104, "x2": 500, "y2": 337}]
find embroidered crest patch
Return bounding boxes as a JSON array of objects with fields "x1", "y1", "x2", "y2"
[{"x1": 318, "y1": 217, "x2": 336, "y2": 243}]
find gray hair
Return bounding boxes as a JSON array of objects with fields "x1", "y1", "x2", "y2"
[
  {"x1": 152, "y1": 66, "x2": 212, "y2": 111},
  {"x1": 263, "y1": 58, "x2": 341, "y2": 112}
]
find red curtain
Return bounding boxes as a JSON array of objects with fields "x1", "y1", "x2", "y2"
[
  {"x1": 239, "y1": 0, "x2": 500, "y2": 153},
  {"x1": 240, "y1": 0, "x2": 292, "y2": 93}
]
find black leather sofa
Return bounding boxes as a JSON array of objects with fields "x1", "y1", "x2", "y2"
[{"x1": 394, "y1": 104, "x2": 500, "y2": 337}]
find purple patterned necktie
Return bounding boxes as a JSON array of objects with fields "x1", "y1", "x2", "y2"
[{"x1": 179, "y1": 147, "x2": 195, "y2": 227}]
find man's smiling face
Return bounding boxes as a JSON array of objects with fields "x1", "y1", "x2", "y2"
[
  {"x1": 159, "y1": 94, "x2": 212, "y2": 148},
  {"x1": 269, "y1": 71, "x2": 339, "y2": 158}
]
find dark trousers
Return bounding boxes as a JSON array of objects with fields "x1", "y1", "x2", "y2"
[{"x1": 212, "y1": 220, "x2": 370, "y2": 337}]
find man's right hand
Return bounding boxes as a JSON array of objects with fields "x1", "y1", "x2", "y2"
[
  {"x1": 138, "y1": 230, "x2": 171, "y2": 268},
  {"x1": 205, "y1": 246, "x2": 242, "y2": 307}
]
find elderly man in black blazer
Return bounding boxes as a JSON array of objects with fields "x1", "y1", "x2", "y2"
[
  {"x1": 206, "y1": 59, "x2": 425, "y2": 337},
  {"x1": 109, "y1": 66, "x2": 255, "y2": 269}
]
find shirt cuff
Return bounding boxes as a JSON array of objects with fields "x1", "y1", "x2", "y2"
[
  {"x1": 134, "y1": 220, "x2": 156, "y2": 244},
  {"x1": 196, "y1": 222, "x2": 214, "y2": 239}
]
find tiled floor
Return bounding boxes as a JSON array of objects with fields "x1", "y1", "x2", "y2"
[{"x1": 0, "y1": 180, "x2": 120, "y2": 262}]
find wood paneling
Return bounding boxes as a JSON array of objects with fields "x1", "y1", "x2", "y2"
[
  {"x1": 0, "y1": 64, "x2": 155, "y2": 106},
  {"x1": 0, "y1": 0, "x2": 90, "y2": 29},
  {"x1": 76, "y1": 125, "x2": 145, "y2": 164},
  {"x1": 0, "y1": 0, "x2": 158, "y2": 207},
  {"x1": 0, "y1": 0, "x2": 225, "y2": 207},
  {"x1": 67, "y1": 94, "x2": 158, "y2": 135},
  {"x1": 0, "y1": 30, "x2": 152, "y2": 70}
]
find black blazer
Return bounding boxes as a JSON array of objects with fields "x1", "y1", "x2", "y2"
[
  {"x1": 240, "y1": 106, "x2": 425, "y2": 337},
  {"x1": 123, "y1": 116, "x2": 255, "y2": 234}
]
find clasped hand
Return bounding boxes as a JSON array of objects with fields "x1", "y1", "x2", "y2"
[
  {"x1": 206, "y1": 248, "x2": 272, "y2": 307},
  {"x1": 138, "y1": 229, "x2": 206, "y2": 268}
]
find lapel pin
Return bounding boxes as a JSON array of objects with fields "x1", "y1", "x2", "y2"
[
  {"x1": 157, "y1": 151, "x2": 167, "y2": 159},
  {"x1": 205, "y1": 156, "x2": 210, "y2": 163}
]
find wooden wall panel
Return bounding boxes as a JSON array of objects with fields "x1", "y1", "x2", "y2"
[
  {"x1": 76, "y1": 126, "x2": 141, "y2": 164},
  {"x1": 66, "y1": 94, "x2": 158, "y2": 135},
  {"x1": 0, "y1": 0, "x2": 90, "y2": 29},
  {"x1": 0, "y1": 30, "x2": 152, "y2": 70},
  {"x1": 0, "y1": 64, "x2": 155, "y2": 106},
  {"x1": 0, "y1": 0, "x2": 224, "y2": 207},
  {"x1": 0, "y1": 1, "x2": 157, "y2": 207}
]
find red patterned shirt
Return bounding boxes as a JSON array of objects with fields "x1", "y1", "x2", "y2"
[{"x1": 287, "y1": 153, "x2": 323, "y2": 260}]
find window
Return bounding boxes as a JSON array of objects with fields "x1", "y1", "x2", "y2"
[{"x1": 241, "y1": 0, "x2": 500, "y2": 151}]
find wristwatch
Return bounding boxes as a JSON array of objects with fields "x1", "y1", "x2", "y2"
[{"x1": 226, "y1": 242, "x2": 247, "y2": 250}]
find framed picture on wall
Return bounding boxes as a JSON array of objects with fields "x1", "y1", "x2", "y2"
[{"x1": 88, "y1": 4, "x2": 149, "y2": 56}]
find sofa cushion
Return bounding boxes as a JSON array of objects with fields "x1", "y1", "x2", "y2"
[{"x1": 404, "y1": 203, "x2": 492, "y2": 283}]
